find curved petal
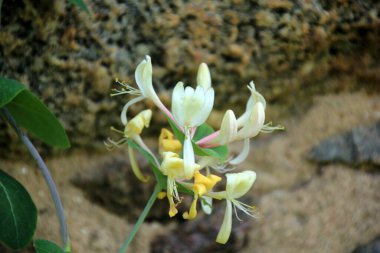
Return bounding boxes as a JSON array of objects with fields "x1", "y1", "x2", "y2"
[
  {"x1": 229, "y1": 138, "x2": 251, "y2": 165},
  {"x1": 120, "y1": 95, "x2": 145, "y2": 125},
  {"x1": 128, "y1": 146, "x2": 149, "y2": 182},
  {"x1": 235, "y1": 102, "x2": 265, "y2": 140},
  {"x1": 207, "y1": 110, "x2": 237, "y2": 146},
  {"x1": 226, "y1": 170, "x2": 256, "y2": 199},
  {"x1": 237, "y1": 81, "x2": 266, "y2": 127},
  {"x1": 216, "y1": 200, "x2": 233, "y2": 244},
  {"x1": 201, "y1": 196, "x2": 213, "y2": 215},
  {"x1": 135, "y1": 55, "x2": 153, "y2": 97}
]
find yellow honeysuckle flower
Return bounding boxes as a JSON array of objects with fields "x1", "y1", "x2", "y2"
[
  {"x1": 193, "y1": 171, "x2": 221, "y2": 196},
  {"x1": 158, "y1": 128, "x2": 182, "y2": 155},
  {"x1": 183, "y1": 171, "x2": 221, "y2": 220},
  {"x1": 124, "y1": 109, "x2": 152, "y2": 138},
  {"x1": 160, "y1": 152, "x2": 201, "y2": 217}
]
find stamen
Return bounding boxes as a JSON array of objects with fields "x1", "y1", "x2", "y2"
[
  {"x1": 111, "y1": 78, "x2": 142, "y2": 97},
  {"x1": 104, "y1": 137, "x2": 127, "y2": 150}
]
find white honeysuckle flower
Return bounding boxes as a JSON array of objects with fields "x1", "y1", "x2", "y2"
[
  {"x1": 172, "y1": 78, "x2": 215, "y2": 179},
  {"x1": 236, "y1": 81, "x2": 266, "y2": 127},
  {"x1": 121, "y1": 55, "x2": 174, "y2": 125},
  {"x1": 172, "y1": 82, "x2": 214, "y2": 128},
  {"x1": 213, "y1": 170, "x2": 258, "y2": 244},
  {"x1": 197, "y1": 63, "x2": 211, "y2": 89}
]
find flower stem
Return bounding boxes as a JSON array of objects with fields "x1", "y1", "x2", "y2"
[
  {"x1": 117, "y1": 184, "x2": 161, "y2": 253},
  {"x1": 1, "y1": 108, "x2": 70, "y2": 251}
]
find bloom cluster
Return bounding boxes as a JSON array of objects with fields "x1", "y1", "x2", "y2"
[{"x1": 106, "y1": 56, "x2": 282, "y2": 244}]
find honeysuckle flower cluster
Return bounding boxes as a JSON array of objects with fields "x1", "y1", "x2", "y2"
[{"x1": 106, "y1": 56, "x2": 282, "y2": 244}]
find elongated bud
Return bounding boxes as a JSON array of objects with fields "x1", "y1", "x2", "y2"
[{"x1": 197, "y1": 63, "x2": 211, "y2": 89}]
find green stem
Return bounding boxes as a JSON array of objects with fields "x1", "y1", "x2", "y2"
[
  {"x1": 1, "y1": 108, "x2": 70, "y2": 251},
  {"x1": 117, "y1": 184, "x2": 161, "y2": 253}
]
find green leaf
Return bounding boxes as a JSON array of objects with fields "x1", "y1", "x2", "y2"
[
  {"x1": 34, "y1": 239, "x2": 65, "y2": 253},
  {"x1": 68, "y1": 0, "x2": 89, "y2": 13},
  {"x1": 167, "y1": 117, "x2": 184, "y2": 144},
  {"x1": 192, "y1": 142, "x2": 228, "y2": 161},
  {"x1": 6, "y1": 90, "x2": 70, "y2": 148},
  {"x1": 192, "y1": 123, "x2": 229, "y2": 161},
  {"x1": 0, "y1": 77, "x2": 26, "y2": 108},
  {"x1": 0, "y1": 170, "x2": 37, "y2": 250},
  {"x1": 192, "y1": 123, "x2": 214, "y2": 142}
]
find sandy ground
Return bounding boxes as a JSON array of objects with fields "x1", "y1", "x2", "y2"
[{"x1": 1, "y1": 91, "x2": 380, "y2": 253}]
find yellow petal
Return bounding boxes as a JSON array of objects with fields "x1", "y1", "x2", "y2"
[
  {"x1": 124, "y1": 109, "x2": 152, "y2": 137},
  {"x1": 183, "y1": 195, "x2": 198, "y2": 220},
  {"x1": 159, "y1": 128, "x2": 182, "y2": 155},
  {"x1": 128, "y1": 146, "x2": 149, "y2": 182}
]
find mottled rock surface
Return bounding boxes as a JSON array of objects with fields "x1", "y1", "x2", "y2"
[
  {"x1": 352, "y1": 236, "x2": 380, "y2": 253},
  {"x1": 308, "y1": 121, "x2": 380, "y2": 168},
  {"x1": 1, "y1": 0, "x2": 380, "y2": 154}
]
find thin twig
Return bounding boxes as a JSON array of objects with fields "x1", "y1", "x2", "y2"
[{"x1": 1, "y1": 108, "x2": 70, "y2": 251}]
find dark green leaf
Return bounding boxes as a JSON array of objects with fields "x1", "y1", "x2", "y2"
[
  {"x1": 68, "y1": 0, "x2": 89, "y2": 13},
  {"x1": 167, "y1": 117, "x2": 184, "y2": 144},
  {"x1": 192, "y1": 142, "x2": 229, "y2": 161},
  {"x1": 0, "y1": 170, "x2": 37, "y2": 250},
  {"x1": 0, "y1": 77, "x2": 25, "y2": 108},
  {"x1": 6, "y1": 90, "x2": 70, "y2": 148},
  {"x1": 192, "y1": 123, "x2": 214, "y2": 142},
  {"x1": 34, "y1": 239, "x2": 65, "y2": 253}
]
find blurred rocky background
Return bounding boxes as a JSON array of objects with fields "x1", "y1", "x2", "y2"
[
  {"x1": 1, "y1": 1, "x2": 380, "y2": 253},
  {"x1": 1, "y1": 0, "x2": 380, "y2": 153}
]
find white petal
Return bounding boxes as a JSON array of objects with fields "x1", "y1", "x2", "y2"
[
  {"x1": 197, "y1": 63, "x2": 211, "y2": 89},
  {"x1": 120, "y1": 96, "x2": 144, "y2": 125},
  {"x1": 225, "y1": 170, "x2": 256, "y2": 199},
  {"x1": 229, "y1": 138, "x2": 250, "y2": 165},
  {"x1": 172, "y1": 82, "x2": 185, "y2": 126},
  {"x1": 201, "y1": 196, "x2": 213, "y2": 215},
  {"x1": 235, "y1": 102, "x2": 265, "y2": 140},
  {"x1": 183, "y1": 131, "x2": 195, "y2": 179},
  {"x1": 208, "y1": 110, "x2": 237, "y2": 145},
  {"x1": 135, "y1": 55, "x2": 152, "y2": 97},
  {"x1": 216, "y1": 200, "x2": 232, "y2": 244},
  {"x1": 191, "y1": 87, "x2": 214, "y2": 126},
  {"x1": 237, "y1": 81, "x2": 266, "y2": 127}
]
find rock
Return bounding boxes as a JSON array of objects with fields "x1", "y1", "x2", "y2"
[
  {"x1": 1, "y1": 0, "x2": 380, "y2": 155},
  {"x1": 352, "y1": 236, "x2": 380, "y2": 253},
  {"x1": 308, "y1": 121, "x2": 380, "y2": 168},
  {"x1": 151, "y1": 200, "x2": 252, "y2": 253},
  {"x1": 243, "y1": 167, "x2": 380, "y2": 253}
]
